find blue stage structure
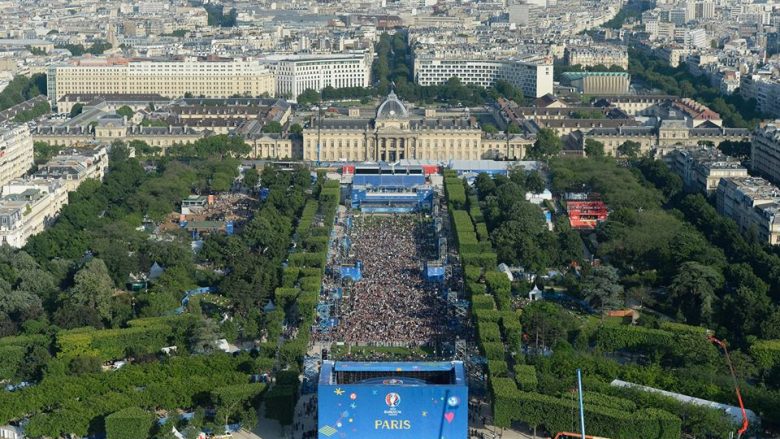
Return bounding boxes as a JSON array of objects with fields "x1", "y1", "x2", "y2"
[
  {"x1": 339, "y1": 261, "x2": 363, "y2": 282},
  {"x1": 318, "y1": 361, "x2": 468, "y2": 439},
  {"x1": 425, "y1": 262, "x2": 446, "y2": 283},
  {"x1": 351, "y1": 186, "x2": 434, "y2": 212},
  {"x1": 352, "y1": 174, "x2": 426, "y2": 187}
]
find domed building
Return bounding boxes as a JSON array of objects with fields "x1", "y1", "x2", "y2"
[{"x1": 302, "y1": 91, "x2": 533, "y2": 162}]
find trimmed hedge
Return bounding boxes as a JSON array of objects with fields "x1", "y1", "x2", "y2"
[
  {"x1": 461, "y1": 252, "x2": 498, "y2": 269},
  {"x1": 274, "y1": 287, "x2": 300, "y2": 310},
  {"x1": 519, "y1": 391, "x2": 680, "y2": 439},
  {"x1": 472, "y1": 294, "x2": 496, "y2": 310},
  {"x1": 460, "y1": 242, "x2": 494, "y2": 254},
  {"x1": 485, "y1": 271, "x2": 511, "y2": 311},
  {"x1": 659, "y1": 322, "x2": 709, "y2": 336},
  {"x1": 474, "y1": 309, "x2": 502, "y2": 323},
  {"x1": 469, "y1": 206, "x2": 485, "y2": 224},
  {"x1": 287, "y1": 252, "x2": 326, "y2": 269},
  {"x1": 281, "y1": 268, "x2": 300, "y2": 287},
  {"x1": 488, "y1": 359, "x2": 509, "y2": 377},
  {"x1": 482, "y1": 342, "x2": 506, "y2": 360},
  {"x1": 559, "y1": 391, "x2": 637, "y2": 412},
  {"x1": 445, "y1": 178, "x2": 467, "y2": 208},
  {"x1": 477, "y1": 321, "x2": 502, "y2": 343},
  {"x1": 0, "y1": 334, "x2": 49, "y2": 349},
  {"x1": 303, "y1": 235, "x2": 329, "y2": 252},
  {"x1": 594, "y1": 325, "x2": 675, "y2": 352},
  {"x1": 105, "y1": 407, "x2": 154, "y2": 439},
  {"x1": 476, "y1": 222, "x2": 490, "y2": 242},
  {"x1": 514, "y1": 365, "x2": 538, "y2": 391},
  {"x1": 57, "y1": 324, "x2": 170, "y2": 361},
  {"x1": 464, "y1": 265, "x2": 482, "y2": 282},
  {"x1": 500, "y1": 312, "x2": 522, "y2": 351},
  {"x1": 490, "y1": 377, "x2": 520, "y2": 427},
  {"x1": 297, "y1": 291, "x2": 318, "y2": 321},
  {"x1": 298, "y1": 267, "x2": 324, "y2": 278},
  {"x1": 466, "y1": 280, "x2": 487, "y2": 297},
  {"x1": 299, "y1": 276, "x2": 322, "y2": 293}
]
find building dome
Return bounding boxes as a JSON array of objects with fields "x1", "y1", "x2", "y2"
[{"x1": 376, "y1": 90, "x2": 408, "y2": 119}]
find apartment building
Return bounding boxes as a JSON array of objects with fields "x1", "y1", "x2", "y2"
[
  {"x1": 752, "y1": 122, "x2": 780, "y2": 184},
  {"x1": 413, "y1": 57, "x2": 553, "y2": 98},
  {"x1": 564, "y1": 46, "x2": 629, "y2": 70},
  {"x1": 265, "y1": 52, "x2": 372, "y2": 99},
  {"x1": 47, "y1": 57, "x2": 276, "y2": 108},
  {"x1": 33, "y1": 146, "x2": 109, "y2": 192},
  {"x1": 0, "y1": 179, "x2": 68, "y2": 248},
  {"x1": 716, "y1": 176, "x2": 780, "y2": 245},
  {"x1": 667, "y1": 146, "x2": 748, "y2": 194},
  {"x1": 0, "y1": 124, "x2": 34, "y2": 188}
]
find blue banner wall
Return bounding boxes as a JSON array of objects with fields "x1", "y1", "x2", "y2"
[{"x1": 318, "y1": 362, "x2": 468, "y2": 439}]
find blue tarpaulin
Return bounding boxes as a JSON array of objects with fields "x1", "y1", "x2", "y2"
[{"x1": 339, "y1": 261, "x2": 362, "y2": 282}]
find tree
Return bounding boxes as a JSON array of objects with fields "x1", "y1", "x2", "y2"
[
  {"x1": 244, "y1": 167, "x2": 259, "y2": 188},
  {"x1": 68, "y1": 355, "x2": 102, "y2": 375},
  {"x1": 116, "y1": 105, "x2": 134, "y2": 119},
  {"x1": 482, "y1": 123, "x2": 499, "y2": 134},
  {"x1": 211, "y1": 383, "x2": 265, "y2": 430},
  {"x1": 507, "y1": 122, "x2": 522, "y2": 134},
  {"x1": 297, "y1": 89, "x2": 320, "y2": 106},
  {"x1": 289, "y1": 123, "x2": 303, "y2": 135},
  {"x1": 580, "y1": 265, "x2": 624, "y2": 314},
  {"x1": 525, "y1": 172, "x2": 545, "y2": 194},
  {"x1": 521, "y1": 301, "x2": 572, "y2": 350},
  {"x1": 474, "y1": 173, "x2": 497, "y2": 199},
  {"x1": 261, "y1": 121, "x2": 283, "y2": 133},
  {"x1": 617, "y1": 140, "x2": 641, "y2": 158},
  {"x1": 670, "y1": 261, "x2": 723, "y2": 324},
  {"x1": 106, "y1": 407, "x2": 155, "y2": 439},
  {"x1": 584, "y1": 138, "x2": 605, "y2": 158},
  {"x1": 718, "y1": 140, "x2": 751, "y2": 159},
  {"x1": 67, "y1": 258, "x2": 114, "y2": 322},
  {"x1": 189, "y1": 317, "x2": 221, "y2": 353},
  {"x1": 69, "y1": 103, "x2": 84, "y2": 117},
  {"x1": 0, "y1": 74, "x2": 47, "y2": 111},
  {"x1": 527, "y1": 128, "x2": 562, "y2": 159},
  {"x1": 571, "y1": 110, "x2": 605, "y2": 119}
]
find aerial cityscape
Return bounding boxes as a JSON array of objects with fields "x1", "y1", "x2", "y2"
[{"x1": 0, "y1": 0, "x2": 779, "y2": 438}]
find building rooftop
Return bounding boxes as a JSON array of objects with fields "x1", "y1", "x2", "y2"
[{"x1": 722, "y1": 176, "x2": 780, "y2": 202}]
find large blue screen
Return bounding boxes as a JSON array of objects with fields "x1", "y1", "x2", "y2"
[{"x1": 318, "y1": 383, "x2": 468, "y2": 439}]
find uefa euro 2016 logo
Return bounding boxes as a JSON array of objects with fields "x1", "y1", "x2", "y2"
[{"x1": 385, "y1": 392, "x2": 401, "y2": 408}]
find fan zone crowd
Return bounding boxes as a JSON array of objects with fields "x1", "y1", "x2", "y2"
[{"x1": 325, "y1": 215, "x2": 450, "y2": 345}]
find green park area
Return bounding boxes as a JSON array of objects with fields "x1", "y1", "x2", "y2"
[
  {"x1": 0, "y1": 139, "x2": 341, "y2": 437},
  {"x1": 444, "y1": 152, "x2": 780, "y2": 437}
]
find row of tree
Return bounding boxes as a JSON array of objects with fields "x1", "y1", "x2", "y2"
[
  {"x1": 56, "y1": 40, "x2": 112, "y2": 56},
  {"x1": 297, "y1": 32, "x2": 526, "y2": 107},
  {"x1": 0, "y1": 74, "x2": 47, "y2": 111},
  {"x1": 628, "y1": 47, "x2": 767, "y2": 128},
  {"x1": 473, "y1": 168, "x2": 585, "y2": 274}
]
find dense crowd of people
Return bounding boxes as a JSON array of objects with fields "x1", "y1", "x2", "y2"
[{"x1": 323, "y1": 214, "x2": 452, "y2": 345}]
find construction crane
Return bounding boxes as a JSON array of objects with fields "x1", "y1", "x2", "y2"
[{"x1": 708, "y1": 335, "x2": 750, "y2": 438}]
